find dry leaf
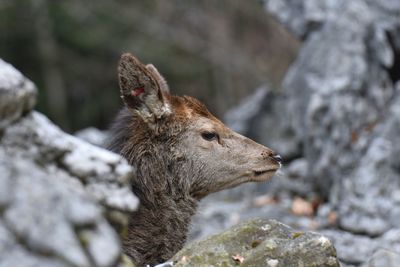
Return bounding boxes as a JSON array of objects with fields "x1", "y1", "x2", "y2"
[
  {"x1": 180, "y1": 256, "x2": 189, "y2": 263},
  {"x1": 328, "y1": 211, "x2": 338, "y2": 225},
  {"x1": 232, "y1": 254, "x2": 245, "y2": 263},
  {"x1": 291, "y1": 197, "x2": 314, "y2": 216},
  {"x1": 252, "y1": 195, "x2": 277, "y2": 207}
]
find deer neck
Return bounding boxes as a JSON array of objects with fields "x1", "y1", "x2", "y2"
[{"x1": 123, "y1": 172, "x2": 198, "y2": 266}]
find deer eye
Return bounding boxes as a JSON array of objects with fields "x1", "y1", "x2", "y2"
[{"x1": 201, "y1": 132, "x2": 219, "y2": 141}]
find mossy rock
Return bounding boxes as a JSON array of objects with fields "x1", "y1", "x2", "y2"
[{"x1": 172, "y1": 219, "x2": 339, "y2": 267}]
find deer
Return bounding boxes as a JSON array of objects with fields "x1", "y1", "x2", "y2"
[{"x1": 107, "y1": 53, "x2": 282, "y2": 266}]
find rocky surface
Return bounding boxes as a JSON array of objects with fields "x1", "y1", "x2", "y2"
[
  {"x1": 361, "y1": 249, "x2": 400, "y2": 267},
  {"x1": 75, "y1": 127, "x2": 109, "y2": 148},
  {"x1": 320, "y1": 228, "x2": 400, "y2": 266},
  {"x1": 266, "y1": 0, "x2": 400, "y2": 259},
  {"x1": 0, "y1": 59, "x2": 36, "y2": 129},
  {"x1": 268, "y1": 0, "x2": 400, "y2": 197},
  {"x1": 176, "y1": 219, "x2": 339, "y2": 267},
  {"x1": 0, "y1": 59, "x2": 138, "y2": 267}
]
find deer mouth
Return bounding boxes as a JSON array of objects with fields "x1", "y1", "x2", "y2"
[
  {"x1": 252, "y1": 167, "x2": 279, "y2": 181},
  {"x1": 254, "y1": 169, "x2": 277, "y2": 176}
]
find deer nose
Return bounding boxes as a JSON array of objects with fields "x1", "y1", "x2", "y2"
[{"x1": 272, "y1": 154, "x2": 282, "y2": 164}]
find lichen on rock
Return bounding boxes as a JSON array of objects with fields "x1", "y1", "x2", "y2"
[{"x1": 173, "y1": 219, "x2": 339, "y2": 267}]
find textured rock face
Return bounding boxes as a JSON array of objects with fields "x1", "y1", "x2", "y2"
[
  {"x1": 0, "y1": 59, "x2": 36, "y2": 129},
  {"x1": 266, "y1": 0, "x2": 338, "y2": 39},
  {"x1": 174, "y1": 219, "x2": 339, "y2": 267},
  {"x1": 265, "y1": 0, "x2": 400, "y2": 265},
  {"x1": 321, "y1": 228, "x2": 400, "y2": 266},
  {"x1": 265, "y1": 0, "x2": 400, "y2": 205},
  {"x1": 75, "y1": 127, "x2": 109, "y2": 147},
  {"x1": 0, "y1": 59, "x2": 138, "y2": 267},
  {"x1": 271, "y1": 0, "x2": 399, "y2": 196},
  {"x1": 337, "y1": 89, "x2": 400, "y2": 236},
  {"x1": 361, "y1": 249, "x2": 400, "y2": 267}
]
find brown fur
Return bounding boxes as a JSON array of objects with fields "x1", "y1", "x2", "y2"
[{"x1": 107, "y1": 54, "x2": 281, "y2": 266}]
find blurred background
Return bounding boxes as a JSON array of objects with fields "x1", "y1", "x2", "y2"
[{"x1": 0, "y1": 0, "x2": 298, "y2": 132}]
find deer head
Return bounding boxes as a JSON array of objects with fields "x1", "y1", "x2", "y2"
[{"x1": 113, "y1": 53, "x2": 281, "y2": 201}]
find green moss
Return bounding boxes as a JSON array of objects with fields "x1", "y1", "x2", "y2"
[
  {"x1": 121, "y1": 254, "x2": 137, "y2": 267},
  {"x1": 251, "y1": 239, "x2": 262, "y2": 248},
  {"x1": 292, "y1": 232, "x2": 304, "y2": 239},
  {"x1": 172, "y1": 219, "x2": 339, "y2": 267},
  {"x1": 77, "y1": 231, "x2": 90, "y2": 248}
]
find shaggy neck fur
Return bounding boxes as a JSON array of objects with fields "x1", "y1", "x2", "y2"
[{"x1": 108, "y1": 106, "x2": 199, "y2": 266}]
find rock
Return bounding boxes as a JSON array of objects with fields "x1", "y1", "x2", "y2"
[
  {"x1": 0, "y1": 216, "x2": 71, "y2": 267},
  {"x1": 75, "y1": 127, "x2": 109, "y2": 147},
  {"x1": 337, "y1": 87, "x2": 400, "y2": 236},
  {"x1": 321, "y1": 228, "x2": 400, "y2": 266},
  {"x1": 2, "y1": 111, "x2": 138, "y2": 214},
  {"x1": 265, "y1": 0, "x2": 400, "y2": 198},
  {"x1": 175, "y1": 219, "x2": 339, "y2": 267},
  {"x1": 263, "y1": 1, "x2": 400, "y2": 264},
  {"x1": 0, "y1": 58, "x2": 36, "y2": 129},
  {"x1": 361, "y1": 249, "x2": 400, "y2": 267},
  {"x1": 0, "y1": 58, "x2": 138, "y2": 267},
  {"x1": 265, "y1": 0, "x2": 341, "y2": 39},
  {"x1": 320, "y1": 230, "x2": 379, "y2": 266}
]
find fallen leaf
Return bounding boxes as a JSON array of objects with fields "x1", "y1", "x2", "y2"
[
  {"x1": 328, "y1": 211, "x2": 338, "y2": 225},
  {"x1": 180, "y1": 256, "x2": 189, "y2": 263},
  {"x1": 291, "y1": 197, "x2": 314, "y2": 216},
  {"x1": 232, "y1": 254, "x2": 245, "y2": 263},
  {"x1": 252, "y1": 195, "x2": 277, "y2": 207}
]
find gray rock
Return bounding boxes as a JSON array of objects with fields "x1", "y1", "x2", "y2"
[
  {"x1": 0, "y1": 59, "x2": 138, "y2": 267},
  {"x1": 0, "y1": 113, "x2": 138, "y2": 267},
  {"x1": 321, "y1": 229, "x2": 400, "y2": 266},
  {"x1": 75, "y1": 127, "x2": 109, "y2": 147},
  {"x1": 176, "y1": 219, "x2": 339, "y2": 267},
  {"x1": 0, "y1": 59, "x2": 37, "y2": 129},
  {"x1": 265, "y1": 0, "x2": 400, "y2": 198},
  {"x1": 337, "y1": 88, "x2": 400, "y2": 236},
  {"x1": 217, "y1": 1, "x2": 400, "y2": 265},
  {"x1": 0, "y1": 220, "x2": 69, "y2": 267},
  {"x1": 321, "y1": 230, "x2": 379, "y2": 265},
  {"x1": 361, "y1": 249, "x2": 400, "y2": 267},
  {"x1": 2, "y1": 111, "x2": 138, "y2": 211},
  {"x1": 266, "y1": 0, "x2": 342, "y2": 39}
]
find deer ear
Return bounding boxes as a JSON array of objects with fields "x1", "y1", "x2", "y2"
[
  {"x1": 146, "y1": 64, "x2": 170, "y2": 94},
  {"x1": 118, "y1": 53, "x2": 171, "y2": 121}
]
